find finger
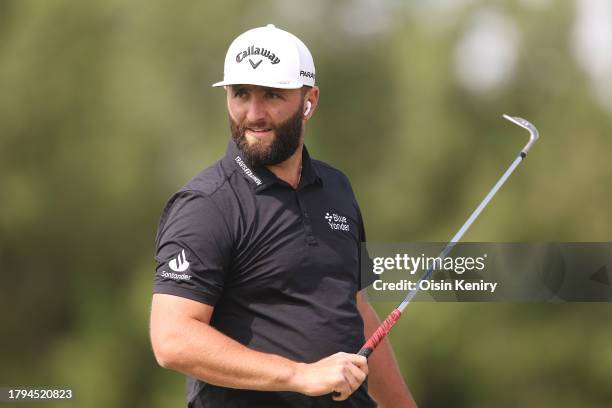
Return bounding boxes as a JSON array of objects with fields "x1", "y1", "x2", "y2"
[
  {"x1": 345, "y1": 363, "x2": 366, "y2": 389},
  {"x1": 347, "y1": 354, "x2": 369, "y2": 376},
  {"x1": 331, "y1": 380, "x2": 351, "y2": 401},
  {"x1": 347, "y1": 354, "x2": 368, "y2": 369},
  {"x1": 342, "y1": 371, "x2": 358, "y2": 396}
]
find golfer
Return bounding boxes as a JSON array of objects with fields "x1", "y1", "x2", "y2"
[{"x1": 150, "y1": 24, "x2": 416, "y2": 407}]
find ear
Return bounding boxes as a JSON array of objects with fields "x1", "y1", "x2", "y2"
[
  {"x1": 303, "y1": 86, "x2": 320, "y2": 120},
  {"x1": 304, "y1": 101, "x2": 312, "y2": 116}
]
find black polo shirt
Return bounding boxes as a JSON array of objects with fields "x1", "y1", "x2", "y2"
[{"x1": 153, "y1": 140, "x2": 377, "y2": 408}]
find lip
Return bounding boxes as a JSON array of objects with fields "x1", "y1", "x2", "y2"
[{"x1": 245, "y1": 128, "x2": 273, "y2": 138}]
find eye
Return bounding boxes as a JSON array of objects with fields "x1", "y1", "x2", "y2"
[
  {"x1": 265, "y1": 91, "x2": 283, "y2": 100},
  {"x1": 233, "y1": 88, "x2": 248, "y2": 98}
]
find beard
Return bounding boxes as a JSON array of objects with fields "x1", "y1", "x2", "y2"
[{"x1": 229, "y1": 101, "x2": 304, "y2": 167}]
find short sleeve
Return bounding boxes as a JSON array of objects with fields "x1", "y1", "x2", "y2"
[
  {"x1": 153, "y1": 190, "x2": 233, "y2": 306},
  {"x1": 357, "y1": 206, "x2": 377, "y2": 290}
]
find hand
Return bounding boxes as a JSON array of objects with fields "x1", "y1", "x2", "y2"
[{"x1": 290, "y1": 352, "x2": 368, "y2": 401}]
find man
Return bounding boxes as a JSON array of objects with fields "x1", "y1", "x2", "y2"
[{"x1": 150, "y1": 24, "x2": 416, "y2": 407}]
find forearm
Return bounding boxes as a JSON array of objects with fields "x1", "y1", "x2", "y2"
[
  {"x1": 155, "y1": 316, "x2": 299, "y2": 392},
  {"x1": 359, "y1": 301, "x2": 417, "y2": 407}
]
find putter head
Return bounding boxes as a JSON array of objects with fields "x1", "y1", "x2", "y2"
[{"x1": 503, "y1": 114, "x2": 540, "y2": 156}]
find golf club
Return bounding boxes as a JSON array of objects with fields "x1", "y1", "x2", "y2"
[{"x1": 358, "y1": 114, "x2": 540, "y2": 358}]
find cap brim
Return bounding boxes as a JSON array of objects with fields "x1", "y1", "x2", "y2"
[{"x1": 212, "y1": 79, "x2": 304, "y2": 89}]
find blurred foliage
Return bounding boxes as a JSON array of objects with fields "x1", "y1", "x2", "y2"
[{"x1": 1, "y1": 1, "x2": 612, "y2": 407}]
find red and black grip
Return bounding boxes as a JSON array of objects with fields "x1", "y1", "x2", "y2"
[
  {"x1": 358, "y1": 308, "x2": 402, "y2": 359},
  {"x1": 331, "y1": 308, "x2": 403, "y2": 399}
]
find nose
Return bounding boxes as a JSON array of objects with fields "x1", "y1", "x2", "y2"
[{"x1": 245, "y1": 95, "x2": 267, "y2": 123}]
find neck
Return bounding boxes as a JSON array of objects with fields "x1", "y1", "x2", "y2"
[{"x1": 266, "y1": 143, "x2": 304, "y2": 189}]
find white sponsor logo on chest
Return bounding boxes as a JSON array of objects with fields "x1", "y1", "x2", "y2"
[{"x1": 324, "y1": 212, "x2": 350, "y2": 231}]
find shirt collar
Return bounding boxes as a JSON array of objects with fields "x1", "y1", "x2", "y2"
[{"x1": 222, "y1": 139, "x2": 323, "y2": 193}]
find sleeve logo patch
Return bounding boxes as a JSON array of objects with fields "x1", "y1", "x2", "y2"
[{"x1": 169, "y1": 249, "x2": 190, "y2": 272}]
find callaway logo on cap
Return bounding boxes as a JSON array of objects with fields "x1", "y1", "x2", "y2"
[{"x1": 212, "y1": 24, "x2": 316, "y2": 89}]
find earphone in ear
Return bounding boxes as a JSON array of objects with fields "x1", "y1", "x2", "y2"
[{"x1": 304, "y1": 101, "x2": 312, "y2": 116}]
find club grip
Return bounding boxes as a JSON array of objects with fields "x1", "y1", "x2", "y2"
[
  {"x1": 330, "y1": 309, "x2": 402, "y2": 400},
  {"x1": 358, "y1": 308, "x2": 402, "y2": 359}
]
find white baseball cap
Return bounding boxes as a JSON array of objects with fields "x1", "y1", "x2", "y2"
[{"x1": 212, "y1": 24, "x2": 316, "y2": 89}]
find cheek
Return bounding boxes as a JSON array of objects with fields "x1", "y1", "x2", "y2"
[
  {"x1": 227, "y1": 101, "x2": 246, "y2": 122},
  {"x1": 270, "y1": 104, "x2": 297, "y2": 123}
]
